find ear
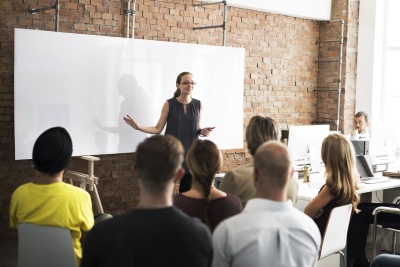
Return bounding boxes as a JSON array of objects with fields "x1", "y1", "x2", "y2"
[
  {"x1": 173, "y1": 168, "x2": 185, "y2": 184},
  {"x1": 289, "y1": 167, "x2": 294, "y2": 180},
  {"x1": 253, "y1": 166, "x2": 259, "y2": 186}
]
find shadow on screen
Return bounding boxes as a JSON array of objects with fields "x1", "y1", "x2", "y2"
[{"x1": 93, "y1": 73, "x2": 149, "y2": 153}]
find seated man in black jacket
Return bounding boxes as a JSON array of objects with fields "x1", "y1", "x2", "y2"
[{"x1": 81, "y1": 135, "x2": 213, "y2": 267}]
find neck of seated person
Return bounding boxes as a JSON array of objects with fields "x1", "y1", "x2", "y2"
[
  {"x1": 33, "y1": 170, "x2": 64, "y2": 185},
  {"x1": 183, "y1": 182, "x2": 227, "y2": 200}
]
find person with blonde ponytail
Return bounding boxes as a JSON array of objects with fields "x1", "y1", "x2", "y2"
[
  {"x1": 174, "y1": 140, "x2": 242, "y2": 232},
  {"x1": 124, "y1": 72, "x2": 214, "y2": 193}
]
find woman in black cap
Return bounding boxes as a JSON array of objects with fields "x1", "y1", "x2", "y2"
[{"x1": 10, "y1": 127, "x2": 94, "y2": 266}]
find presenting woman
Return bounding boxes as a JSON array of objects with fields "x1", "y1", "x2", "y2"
[{"x1": 123, "y1": 72, "x2": 214, "y2": 192}]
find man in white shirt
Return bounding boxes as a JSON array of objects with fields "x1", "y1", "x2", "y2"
[
  {"x1": 212, "y1": 141, "x2": 321, "y2": 267},
  {"x1": 351, "y1": 111, "x2": 369, "y2": 140}
]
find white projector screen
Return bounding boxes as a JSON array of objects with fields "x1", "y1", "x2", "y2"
[{"x1": 14, "y1": 29, "x2": 245, "y2": 160}]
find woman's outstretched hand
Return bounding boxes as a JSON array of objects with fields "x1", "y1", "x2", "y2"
[
  {"x1": 123, "y1": 115, "x2": 139, "y2": 130},
  {"x1": 199, "y1": 127, "x2": 214, "y2": 137}
]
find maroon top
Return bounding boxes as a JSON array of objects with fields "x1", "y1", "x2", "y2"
[{"x1": 174, "y1": 193, "x2": 243, "y2": 232}]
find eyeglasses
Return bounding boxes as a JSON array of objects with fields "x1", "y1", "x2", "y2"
[{"x1": 181, "y1": 81, "x2": 196, "y2": 85}]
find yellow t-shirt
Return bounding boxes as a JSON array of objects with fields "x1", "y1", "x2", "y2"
[{"x1": 10, "y1": 182, "x2": 94, "y2": 265}]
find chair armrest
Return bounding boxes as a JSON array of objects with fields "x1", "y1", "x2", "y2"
[
  {"x1": 372, "y1": 206, "x2": 400, "y2": 216},
  {"x1": 393, "y1": 196, "x2": 400, "y2": 205}
]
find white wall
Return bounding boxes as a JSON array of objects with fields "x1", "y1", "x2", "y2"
[
  {"x1": 356, "y1": 0, "x2": 400, "y2": 155},
  {"x1": 201, "y1": 0, "x2": 332, "y2": 21},
  {"x1": 356, "y1": 0, "x2": 384, "y2": 124}
]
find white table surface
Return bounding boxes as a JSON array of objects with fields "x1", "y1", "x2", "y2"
[{"x1": 297, "y1": 171, "x2": 400, "y2": 202}]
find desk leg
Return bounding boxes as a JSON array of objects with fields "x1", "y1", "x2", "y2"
[{"x1": 360, "y1": 192, "x2": 372, "y2": 203}]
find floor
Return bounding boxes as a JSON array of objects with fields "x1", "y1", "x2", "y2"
[
  {"x1": 0, "y1": 240, "x2": 17, "y2": 267},
  {"x1": 0, "y1": 228, "x2": 396, "y2": 267}
]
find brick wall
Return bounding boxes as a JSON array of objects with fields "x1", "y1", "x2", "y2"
[{"x1": 0, "y1": 0, "x2": 359, "y2": 239}]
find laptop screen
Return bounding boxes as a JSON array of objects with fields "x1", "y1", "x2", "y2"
[{"x1": 355, "y1": 155, "x2": 374, "y2": 178}]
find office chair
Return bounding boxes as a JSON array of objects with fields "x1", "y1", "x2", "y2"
[
  {"x1": 318, "y1": 204, "x2": 353, "y2": 267},
  {"x1": 372, "y1": 196, "x2": 400, "y2": 258},
  {"x1": 18, "y1": 223, "x2": 77, "y2": 267}
]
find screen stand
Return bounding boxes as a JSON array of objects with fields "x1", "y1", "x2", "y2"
[{"x1": 63, "y1": 156, "x2": 104, "y2": 214}]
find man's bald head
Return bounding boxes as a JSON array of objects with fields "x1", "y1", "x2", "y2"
[{"x1": 254, "y1": 141, "x2": 292, "y2": 194}]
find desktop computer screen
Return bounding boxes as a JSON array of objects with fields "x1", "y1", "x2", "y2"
[
  {"x1": 351, "y1": 140, "x2": 369, "y2": 156},
  {"x1": 355, "y1": 155, "x2": 390, "y2": 183},
  {"x1": 288, "y1": 125, "x2": 330, "y2": 165},
  {"x1": 356, "y1": 155, "x2": 374, "y2": 178}
]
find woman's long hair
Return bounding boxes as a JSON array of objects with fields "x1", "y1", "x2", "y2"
[
  {"x1": 186, "y1": 139, "x2": 222, "y2": 228},
  {"x1": 322, "y1": 134, "x2": 360, "y2": 212}
]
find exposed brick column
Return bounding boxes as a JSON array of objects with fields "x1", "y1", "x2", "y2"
[{"x1": 316, "y1": 0, "x2": 359, "y2": 133}]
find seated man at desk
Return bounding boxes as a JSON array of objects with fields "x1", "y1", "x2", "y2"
[
  {"x1": 10, "y1": 127, "x2": 94, "y2": 266},
  {"x1": 351, "y1": 111, "x2": 369, "y2": 140},
  {"x1": 219, "y1": 116, "x2": 298, "y2": 207}
]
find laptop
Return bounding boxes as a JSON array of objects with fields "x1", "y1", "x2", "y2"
[{"x1": 356, "y1": 155, "x2": 389, "y2": 184}]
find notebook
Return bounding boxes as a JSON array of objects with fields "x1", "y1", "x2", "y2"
[{"x1": 356, "y1": 155, "x2": 389, "y2": 184}]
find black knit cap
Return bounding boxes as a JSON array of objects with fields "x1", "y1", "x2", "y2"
[{"x1": 32, "y1": 127, "x2": 73, "y2": 173}]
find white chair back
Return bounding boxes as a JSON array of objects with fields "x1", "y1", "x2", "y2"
[
  {"x1": 319, "y1": 203, "x2": 353, "y2": 260},
  {"x1": 18, "y1": 223, "x2": 77, "y2": 267}
]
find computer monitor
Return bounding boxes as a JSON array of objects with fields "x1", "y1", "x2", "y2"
[
  {"x1": 356, "y1": 155, "x2": 374, "y2": 178},
  {"x1": 288, "y1": 125, "x2": 330, "y2": 165},
  {"x1": 369, "y1": 122, "x2": 400, "y2": 157},
  {"x1": 351, "y1": 140, "x2": 370, "y2": 156},
  {"x1": 281, "y1": 129, "x2": 289, "y2": 145}
]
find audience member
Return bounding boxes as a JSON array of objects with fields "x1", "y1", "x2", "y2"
[
  {"x1": 371, "y1": 254, "x2": 400, "y2": 267},
  {"x1": 219, "y1": 116, "x2": 298, "y2": 206},
  {"x1": 174, "y1": 140, "x2": 242, "y2": 231},
  {"x1": 212, "y1": 141, "x2": 321, "y2": 267},
  {"x1": 304, "y1": 134, "x2": 360, "y2": 236},
  {"x1": 302, "y1": 133, "x2": 400, "y2": 267},
  {"x1": 81, "y1": 135, "x2": 213, "y2": 267},
  {"x1": 10, "y1": 127, "x2": 94, "y2": 266},
  {"x1": 303, "y1": 134, "x2": 364, "y2": 266}
]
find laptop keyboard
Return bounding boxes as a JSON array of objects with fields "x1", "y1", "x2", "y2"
[{"x1": 360, "y1": 177, "x2": 390, "y2": 184}]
